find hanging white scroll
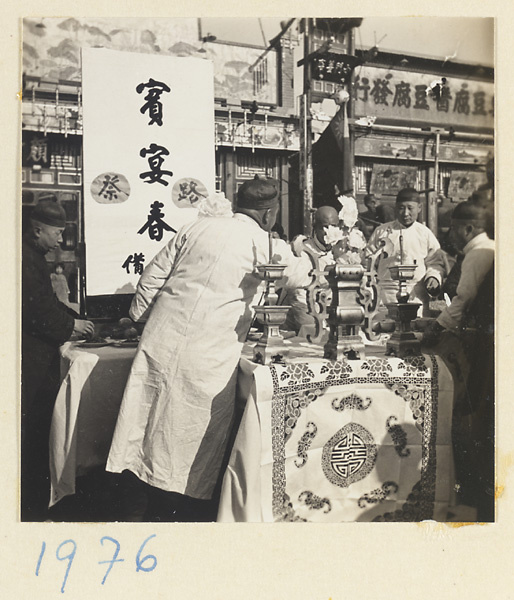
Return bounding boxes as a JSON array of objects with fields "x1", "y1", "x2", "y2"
[{"x1": 82, "y1": 47, "x2": 215, "y2": 295}]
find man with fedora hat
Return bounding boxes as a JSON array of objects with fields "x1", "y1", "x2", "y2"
[
  {"x1": 22, "y1": 200, "x2": 94, "y2": 520},
  {"x1": 106, "y1": 178, "x2": 311, "y2": 521}
]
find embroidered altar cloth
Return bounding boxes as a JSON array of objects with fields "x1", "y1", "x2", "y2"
[{"x1": 218, "y1": 352, "x2": 454, "y2": 522}]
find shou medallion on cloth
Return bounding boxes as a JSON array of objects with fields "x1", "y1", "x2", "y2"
[{"x1": 268, "y1": 354, "x2": 450, "y2": 522}]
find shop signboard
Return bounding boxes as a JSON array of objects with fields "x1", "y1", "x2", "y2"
[
  {"x1": 370, "y1": 163, "x2": 419, "y2": 196},
  {"x1": 447, "y1": 170, "x2": 487, "y2": 200},
  {"x1": 353, "y1": 65, "x2": 493, "y2": 130},
  {"x1": 82, "y1": 48, "x2": 215, "y2": 296},
  {"x1": 354, "y1": 134, "x2": 493, "y2": 164}
]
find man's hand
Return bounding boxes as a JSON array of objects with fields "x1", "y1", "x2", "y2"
[
  {"x1": 425, "y1": 276, "x2": 441, "y2": 297},
  {"x1": 421, "y1": 320, "x2": 445, "y2": 347},
  {"x1": 73, "y1": 319, "x2": 95, "y2": 339}
]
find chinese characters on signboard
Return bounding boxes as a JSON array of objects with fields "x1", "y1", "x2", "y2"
[
  {"x1": 312, "y1": 52, "x2": 361, "y2": 84},
  {"x1": 370, "y1": 164, "x2": 418, "y2": 195},
  {"x1": 139, "y1": 143, "x2": 173, "y2": 186},
  {"x1": 137, "y1": 200, "x2": 176, "y2": 242},
  {"x1": 83, "y1": 48, "x2": 215, "y2": 295},
  {"x1": 353, "y1": 66, "x2": 493, "y2": 129},
  {"x1": 90, "y1": 173, "x2": 131, "y2": 204},
  {"x1": 136, "y1": 78, "x2": 171, "y2": 126},
  {"x1": 122, "y1": 252, "x2": 145, "y2": 275}
]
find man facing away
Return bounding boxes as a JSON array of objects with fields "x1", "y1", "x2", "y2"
[
  {"x1": 106, "y1": 179, "x2": 311, "y2": 521},
  {"x1": 359, "y1": 194, "x2": 381, "y2": 236},
  {"x1": 365, "y1": 187, "x2": 445, "y2": 317},
  {"x1": 22, "y1": 201, "x2": 94, "y2": 520},
  {"x1": 422, "y1": 201, "x2": 495, "y2": 521}
]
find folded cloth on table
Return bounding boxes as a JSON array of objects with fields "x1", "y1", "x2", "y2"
[{"x1": 49, "y1": 342, "x2": 99, "y2": 507}]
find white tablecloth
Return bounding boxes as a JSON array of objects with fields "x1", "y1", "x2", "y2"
[
  {"x1": 49, "y1": 342, "x2": 136, "y2": 506},
  {"x1": 218, "y1": 344, "x2": 455, "y2": 522},
  {"x1": 50, "y1": 338, "x2": 455, "y2": 521}
]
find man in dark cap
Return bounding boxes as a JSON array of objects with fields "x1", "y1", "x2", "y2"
[
  {"x1": 422, "y1": 201, "x2": 494, "y2": 520},
  {"x1": 365, "y1": 187, "x2": 446, "y2": 316},
  {"x1": 22, "y1": 200, "x2": 94, "y2": 520},
  {"x1": 106, "y1": 181, "x2": 311, "y2": 521}
]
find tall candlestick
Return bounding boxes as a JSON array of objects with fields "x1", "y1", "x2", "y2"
[
  {"x1": 268, "y1": 231, "x2": 273, "y2": 263},
  {"x1": 399, "y1": 231, "x2": 404, "y2": 264}
]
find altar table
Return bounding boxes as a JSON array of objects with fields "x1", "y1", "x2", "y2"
[
  {"x1": 50, "y1": 338, "x2": 454, "y2": 521},
  {"x1": 218, "y1": 343, "x2": 455, "y2": 522}
]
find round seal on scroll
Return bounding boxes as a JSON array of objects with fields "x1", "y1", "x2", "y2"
[
  {"x1": 171, "y1": 177, "x2": 208, "y2": 209},
  {"x1": 90, "y1": 172, "x2": 131, "y2": 204}
]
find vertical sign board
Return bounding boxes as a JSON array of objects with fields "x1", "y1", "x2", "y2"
[{"x1": 82, "y1": 48, "x2": 215, "y2": 296}]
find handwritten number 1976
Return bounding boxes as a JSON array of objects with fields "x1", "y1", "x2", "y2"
[{"x1": 36, "y1": 535, "x2": 157, "y2": 593}]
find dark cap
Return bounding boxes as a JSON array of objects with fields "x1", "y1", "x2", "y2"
[
  {"x1": 237, "y1": 177, "x2": 280, "y2": 209},
  {"x1": 396, "y1": 188, "x2": 421, "y2": 203},
  {"x1": 31, "y1": 201, "x2": 67, "y2": 228},
  {"x1": 451, "y1": 200, "x2": 486, "y2": 223},
  {"x1": 469, "y1": 189, "x2": 493, "y2": 208}
]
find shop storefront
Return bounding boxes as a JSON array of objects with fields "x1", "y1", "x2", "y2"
[{"x1": 351, "y1": 54, "x2": 494, "y2": 233}]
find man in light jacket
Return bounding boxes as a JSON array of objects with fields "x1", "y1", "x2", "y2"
[
  {"x1": 422, "y1": 200, "x2": 494, "y2": 520},
  {"x1": 106, "y1": 179, "x2": 311, "y2": 521}
]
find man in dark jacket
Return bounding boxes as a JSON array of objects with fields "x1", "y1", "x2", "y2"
[
  {"x1": 359, "y1": 194, "x2": 381, "y2": 236},
  {"x1": 22, "y1": 200, "x2": 94, "y2": 520}
]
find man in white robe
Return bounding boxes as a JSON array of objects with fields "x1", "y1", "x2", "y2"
[
  {"x1": 106, "y1": 179, "x2": 311, "y2": 520},
  {"x1": 365, "y1": 188, "x2": 445, "y2": 317}
]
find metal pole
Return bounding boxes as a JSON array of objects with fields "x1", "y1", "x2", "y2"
[
  {"x1": 300, "y1": 18, "x2": 313, "y2": 236},
  {"x1": 427, "y1": 130, "x2": 440, "y2": 233},
  {"x1": 347, "y1": 26, "x2": 356, "y2": 195}
]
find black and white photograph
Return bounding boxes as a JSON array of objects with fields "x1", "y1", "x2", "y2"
[{"x1": 19, "y1": 16, "x2": 496, "y2": 526}]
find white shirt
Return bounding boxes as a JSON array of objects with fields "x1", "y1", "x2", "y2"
[
  {"x1": 437, "y1": 232, "x2": 494, "y2": 330},
  {"x1": 366, "y1": 220, "x2": 445, "y2": 315}
]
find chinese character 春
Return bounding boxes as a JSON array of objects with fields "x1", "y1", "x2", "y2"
[
  {"x1": 393, "y1": 81, "x2": 412, "y2": 108},
  {"x1": 139, "y1": 144, "x2": 174, "y2": 186},
  {"x1": 138, "y1": 201, "x2": 176, "y2": 242},
  {"x1": 370, "y1": 75, "x2": 393, "y2": 106},
  {"x1": 122, "y1": 252, "x2": 145, "y2": 275},
  {"x1": 413, "y1": 85, "x2": 429, "y2": 110},
  {"x1": 98, "y1": 174, "x2": 122, "y2": 201},
  {"x1": 136, "y1": 78, "x2": 171, "y2": 127},
  {"x1": 453, "y1": 84, "x2": 470, "y2": 115}
]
